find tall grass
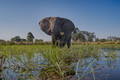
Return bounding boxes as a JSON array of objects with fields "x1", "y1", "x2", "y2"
[{"x1": 0, "y1": 44, "x2": 119, "y2": 79}]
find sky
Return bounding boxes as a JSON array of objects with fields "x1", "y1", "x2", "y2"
[{"x1": 0, "y1": 0, "x2": 120, "y2": 41}]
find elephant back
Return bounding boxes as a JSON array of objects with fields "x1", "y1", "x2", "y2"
[{"x1": 59, "y1": 18, "x2": 75, "y2": 33}]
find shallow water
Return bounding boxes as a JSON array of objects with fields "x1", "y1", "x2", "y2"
[
  {"x1": 0, "y1": 49, "x2": 120, "y2": 80},
  {"x1": 73, "y1": 49, "x2": 120, "y2": 80}
]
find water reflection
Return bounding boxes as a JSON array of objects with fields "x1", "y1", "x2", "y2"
[
  {"x1": 0, "y1": 55, "x2": 3, "y2": 80},
  {"x1": 73, "y1": 49, "x2": 120, "y2": 80},
  {"x1": 0, "y1": 49, "x2": 120, "y2": 80}
]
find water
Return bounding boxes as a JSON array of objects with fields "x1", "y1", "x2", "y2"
[
  {"x1": 1, "y1": 49, "x2": 120, "y2": 80},
  {"x1": 99, "y1": 50, "x2": 120, "y2": 80},
  {"x1": 73, "y1": 49, "x2": 120, "y2": 80}
]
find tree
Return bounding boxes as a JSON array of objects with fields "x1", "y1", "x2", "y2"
[
  {"x1": 0, "y1": 39, "x2": 5, "y2": 42},
  {"x1": 73, "y1": 28, "x2": 80, "y2": 34},
  {"x1": 72, "y1": 28, "x2": 96, "y2": 42},
  {"x1": 35, "y1": 39, "x2": 43, "y2": 43},
  {"x1": 116, "y1": 37, "x2": 120, "y2": 41},
  {"x1": 0, "y1": 39, "x2": 6, "y2": 45},
  {"x1": 95, "y1": 38, "x2": 99, "y2": 42},
  {"x1": 87, "y1": 32, "x2": 96, "y2": 42},
  {"x1": 34, "y1": 39, "x2": 43, "y2": 44},
  {"x1": 72, "y1": 32, "x2": 86, "y2": 42},
  {"x1": 99, "y1": 38, "x2": 106, "y2": 42},
  {"x1": 107, "y1": 36, "x2": 120, "y2": 41},
  {"x1": 27, "y1": 32, "x2": 34, "y2": 42},
  {"x1": 107, "y1": 36, "x2": 113, "y2": 41},
  {"x1": 21, "y1": 38, "x2": 26, "y2": 42},
  {"x1": 72, "y1": 28, "x2": 79, "y2": 41},
  {"x1": 11, "y1": 36, "x2": 21, "y2": 42}
]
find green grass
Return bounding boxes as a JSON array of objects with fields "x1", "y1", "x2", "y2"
[{"x1": 0, "y1": 44, "x2": 119, "y2": 80}]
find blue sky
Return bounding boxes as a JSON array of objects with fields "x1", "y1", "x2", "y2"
[{"x1": 0, "y1": 0, "x2": 120, "y2": 41}]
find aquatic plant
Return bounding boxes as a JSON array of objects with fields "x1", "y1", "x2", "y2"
[{"x1": 0, "y1": 44, "x2": 119, "y2": 79}]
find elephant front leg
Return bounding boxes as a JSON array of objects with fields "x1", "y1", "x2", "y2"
[
  {"x1": 51, "y1": 34, "x2": 58, "y2": 46},
  {"x1": 51, "y1": 35, "x2": 55, "y2": 46}
]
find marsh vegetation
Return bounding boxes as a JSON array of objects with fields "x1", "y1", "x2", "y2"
[{"x1": 0, "y1": 44, "x2": 120, "y2": 80}]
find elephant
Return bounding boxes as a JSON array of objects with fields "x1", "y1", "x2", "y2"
[{"x1": 39, "y1": 17, "x2": 75, "y2": 48}]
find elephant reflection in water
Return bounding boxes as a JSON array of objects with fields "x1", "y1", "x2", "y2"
[{"x1": 39, "y1": 17, "x2": 75, "y2": 48}]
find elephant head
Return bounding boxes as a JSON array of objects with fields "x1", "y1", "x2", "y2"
[
  {"x1": 39, "y1": 17, "x2": 75, "y2": 48},
  {"x1": 39, "y1": 17, "x2": 51, "y2": 35}
]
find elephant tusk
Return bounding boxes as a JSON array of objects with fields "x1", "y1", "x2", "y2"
[{"x1": 60, "y1": 32, "x2": 64, "y2": 36}]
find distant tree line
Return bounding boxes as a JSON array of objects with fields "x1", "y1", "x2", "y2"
[
  {"x1": 72, "y1": 28, "x2": 120, "y2": 43},
  {"x1": 10, "y1": 32, "x2": 34, "y2": 43},
  {"x1": 0, "y1": 28, "x2": 120, "y2": 45},
  {"x1": 0, "y1": 39, "x2": 6, "y2": 45},
  {"x1": 95, "y1": 36, "x2": 120, "y2": 42},
  {"x1": 72, "y1": 28, "x2": 96, "y2": 42},
  {"x1": 0, "y1": 32, "x2": 50, "y2": 45}
]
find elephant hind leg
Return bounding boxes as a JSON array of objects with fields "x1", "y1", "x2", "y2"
[
  {"x1": 67, "y1": 33, "x2": 72, "y2": 48},
  {"x1": 67, "y1": 41, "x2": 70, "y2": 48},
  {"x1": 67, "y1": 38, "x2": 71, "y2": 48}
]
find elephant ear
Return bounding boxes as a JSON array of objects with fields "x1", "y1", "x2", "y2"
[
  {"x1": 60, "y1": 18, "x2": 75, "y2": 32},
  {"x1": 39, "y1": 19, "x2": 51, "y2": 35}
]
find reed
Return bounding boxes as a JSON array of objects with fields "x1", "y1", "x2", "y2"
[{"x1": 0, "y1": 44, "x2": 119, "y2": 79}]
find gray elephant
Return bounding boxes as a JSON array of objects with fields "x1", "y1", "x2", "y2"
[{"x1": 39, "y1": 17, "x2": 75, "y2": 48}]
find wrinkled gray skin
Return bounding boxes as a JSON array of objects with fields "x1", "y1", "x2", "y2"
[{"x1": 39, "y1": 17, "x2": 75, "y2": 48}]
